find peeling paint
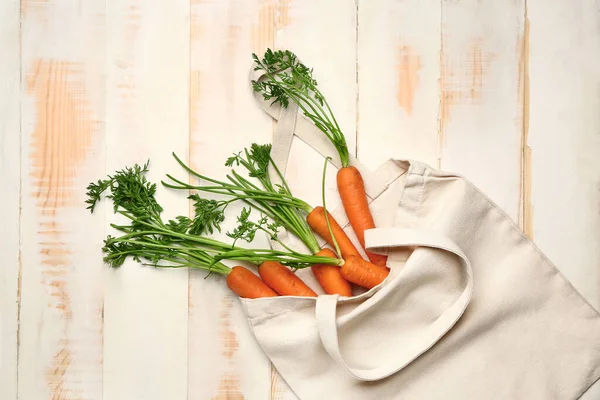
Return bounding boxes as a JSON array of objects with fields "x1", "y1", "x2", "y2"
[
  {"x1": 220, "y1": 297, "x2": 239, "y2": 360},
  {"x1": 27, "y1": 59, "x2": 99, "y2": 399},
  {"x1": 275, "y1": 0, "x2": 291, "y2": 31},
  {"x1": 21, "y1": 0, "x2": 49, "y2": 17},
  {"x1": 439, "y1": 36, "x2": 495, "y2": 159},
  {"x1": 212, "y1": 296, "x2": 243, "y2": 399},
  {"x1": 252, "y1": 0, "x2": 275, "y2": 53},
  {"x1": 518, "y1": 11, "x2": 533, "y2": 238},
  {"x1": 439, "y1": 37, "x2": 495, "y2": 127},
  {"x1": 396, "y1": 45, "x2": 421, "y2": 115},
  {"x1": 212, "y1": 375, "x2": 244, "y2": 400}
]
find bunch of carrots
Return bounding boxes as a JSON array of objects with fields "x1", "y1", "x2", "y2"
[{"x1": 86, "y1": 49, "x2": 387, "y2": 299}]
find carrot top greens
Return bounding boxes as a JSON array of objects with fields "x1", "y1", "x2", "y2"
[
  {"x1": 85, "y1": 161, "x2": 232, "y2": 274},
  {"x1": 251, "y1": 49, "x2": 350, "y2": 168},
  {"x1": 163, "y1": 143, "x2": 322, "y2": 255},
  {"x1": 86, "y1": 158, "x2": 338, "y2": 270}
]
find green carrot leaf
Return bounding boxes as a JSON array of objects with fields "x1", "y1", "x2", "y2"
[
  {"x1": 251, "y1": 49, "x2": 350, "y2": 168},
  {"x1": 188, "y1": 194, "x2": 226, "y2": 235}
]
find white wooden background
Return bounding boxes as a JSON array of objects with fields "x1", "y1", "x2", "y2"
[{"x1": 1, "y1": 0, "x2": 599, "y2": 399}]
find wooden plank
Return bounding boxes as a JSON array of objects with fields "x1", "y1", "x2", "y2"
[
  {"x1": 526, "y1": 0, "x2": 600, "y2": 310},
  {"x1": 187, "y1": 1, "x2": 273, "y2": 398},
  {"x1": 269, "y1": 0, "x2": 358, "y2": 398},
  {"x1": 102, "y1": 1, "x2": 189, "y2": 399},
  {"x1": 526, "y1": 1, "x2": 600, "y2": 397},
  {"x1": 0, "y1": 1, "x2": 21, "y2": 398},
  {"x1": 18, "y1": 1, "x2": 105, "y2": 398},
  {"x1": 439, "y1": 0, "x2": 524, "y2": 221},
  {"x1": 358, "y1": 0, "x2": 441, "y2": 169}
]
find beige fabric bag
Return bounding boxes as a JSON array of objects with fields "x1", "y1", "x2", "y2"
[{"x1": 242, "y1": 69, "x2": 600, "y2": 399}]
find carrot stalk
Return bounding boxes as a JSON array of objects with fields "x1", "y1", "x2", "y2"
[
  {"x1": 311, "y1": 249, "x2": 352, "y2": 296},
  {"x1": 217, "y1": 247, "x2": 388, "y2": 291},
  {"x1": 226, "y1": 266, "x2": 278, "y2": 298},
  {"x1": 258, "y1": 261, "x2": 317, "y2": 297},
  {"x1": 312, "y1": 157, "x2": 354, "y2": 296},
  {"x1": 340, "y1": 255, "x2": 389, "y2": 289},
  {"x1": 337, "y1": 166, "x2": 388, "y2": 266},
  {"x1": 252, "y1": 49, "x2": 387, "y2": 267},
  {"x1": 320, "y1": 156, "x2": 342, "y2": 258}
]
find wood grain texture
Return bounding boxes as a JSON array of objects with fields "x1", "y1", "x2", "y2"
[
  {"x1": 18, "y1": 1, "x2": 105, "y2": 399},
  {"x1": 358, "y1": 0, "x2": 441, "y2": 169},
  {"x1": 526, "y1": 0, "x2": 600, "y2": 311},
  {"x1": 440, "y1": 0, "x2": 524, "y2": 221},
  {"x1": 0, "y1": 1, "x2": 21, "y2": 399},
  {"x1": 187, "y1": 1, "x2": 273, "y2": 399},
  {"x1": 2, "y1": 1, "x2": 599, "y2": 399},
  {"x1": 103, "y1": 1, "x2": 189, "y2": 399}
]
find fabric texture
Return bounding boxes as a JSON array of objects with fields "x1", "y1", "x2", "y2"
[
  {"x1": 246, "y1": 66, "x2": 600, "y2": 400},
  {"x1": 241, "y1": 161, "x2": 600, "y2": 399}
]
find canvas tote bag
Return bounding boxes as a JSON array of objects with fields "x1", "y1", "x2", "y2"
[{"x1": 240, "y1": 67, "x2": 600, "y2": 399}]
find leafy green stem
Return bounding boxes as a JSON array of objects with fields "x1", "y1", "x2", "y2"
[
  {"x1": 321, "y1": 157, "x2": 341, "y2": 258},
  {"x1": 251, "y1": 49, "x2": 350, "y2": 167}
]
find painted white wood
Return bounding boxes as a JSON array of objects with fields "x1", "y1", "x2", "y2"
[
  {"x1": 527, "y1": 0, "x2": 600, "y2": 312},
  {"x1": 18, "y1": 1, "x2": 105, "y2": 399},
  {"x1": 4, "y1": 1, "x2": 600, "y2": 398},
  {"x1": 187, "y1": 1, "x2": 274, "y2": 399},
  {"x1": 0, "y1": 1, "x2": 20, "y2": 399},
  {"x1": 103, "y1": 1, "x2": 189, "y2": 400},
  {"x1": 526, "y1": 1, "x2": 600, "y2": 396},
  {"x1": 358, "y1": 0, "x2": 441, "y2": 169},
  {"x1": 439, "y1": 0, "x2": 524, "y2": 222}
]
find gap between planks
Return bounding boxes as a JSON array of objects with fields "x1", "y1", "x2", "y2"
[{"x1": 518, "y1": 0, "x2": 533, "y2": 239}]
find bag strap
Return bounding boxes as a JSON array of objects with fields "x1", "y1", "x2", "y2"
[
  {"x1": 250, "y1": 65, "x2": 404, "y2": 224},
  {"x1": 315, "y1": 228, "x2": 474, "y2": 382}
]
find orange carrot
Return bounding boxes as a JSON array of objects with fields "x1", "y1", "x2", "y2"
[
  {"x1": 258, "y1": 261, "x2": 318, "y2": 297},
  {"x1": 307, "y1": 206, "x2": 361, "y2": 259},
  {"x1": 340, "y1": 255, "x2": 389, "y2": 289},
  {"x1": 311, "y1": 248, "x2": 352, "y2": 297},
  {"x1": 226, "y1": 266, "x2": 279, "y2": 299},
  {"x1": 337, "y1": 166, "x2": 388, "y2": 267}
]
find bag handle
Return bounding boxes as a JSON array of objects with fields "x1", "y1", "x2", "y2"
[
  {"x1": 250, "y1": 65, "x2": 403, "y2": 212},
  {"x1": 250, "y1": 60, "x2": 408, "y2": 255},
  {"x1": 315, "y1": 228, "x2": 474, "y2": 382}
]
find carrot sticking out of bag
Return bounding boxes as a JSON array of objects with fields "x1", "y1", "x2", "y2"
[
  {"x1": 259, "y1": 261, "x2": 317, "y2": 297},
  {"x1": 336, "y1": 166, "x2": 387, "y2": 266},
  {"x1": 311, "y1": 248, "x2": 352, "y2": 296},
  {"x1": 340, "y1": 255, "x2": 390, "y2": 289},
  {"x1": 163, "y1": 146, "x2": 353, "y2": 296},
  {"x1": 226, "y1": 266, "x2": 278, "y2": 298},
  {"x1": 310, "y1": 155, "x2": 355, "y2": 297},
  {"x1": 216, "y1": 245, "x2": 389, "y2": 290},
  {"x1": 306, "y1": 206, "x2": 360, "y2": 259},
  {"x1": 251, "y1": 49, "x2": 387, "y2": 268}
]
